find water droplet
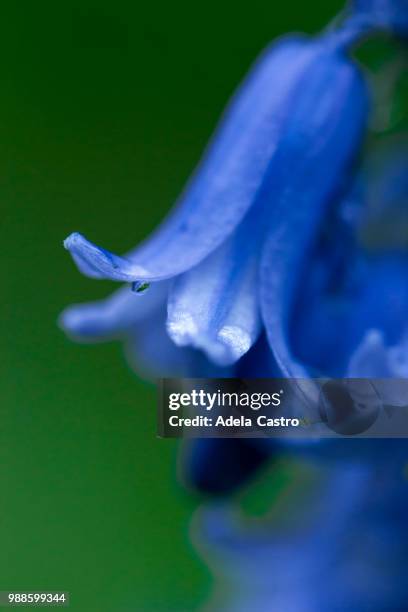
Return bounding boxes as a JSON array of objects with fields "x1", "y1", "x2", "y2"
[{"x1": 131, "y1": 281, "x2": 150, "y2": 294}]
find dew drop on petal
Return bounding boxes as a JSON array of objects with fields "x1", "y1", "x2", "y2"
[{"x1": 131, "y1": 281, "x2": 151, "y2": 294}]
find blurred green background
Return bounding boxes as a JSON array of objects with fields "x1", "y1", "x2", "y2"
[{"x1": 1, "y1": 1, "x2": 382, "y2": 610}]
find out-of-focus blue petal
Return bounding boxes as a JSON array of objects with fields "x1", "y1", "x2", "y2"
[
  {"x1": 193, "y1": 464, "x2": 379, "y2": 612},
  {"x1": 59, "y1": 281, "x2": 169, "y2": 341},
  {"x1": 290, "y1": 138, "x2": 408, "y2": 375},
  {"x1": 260, "y1": 48, "x2": 368, "y2": 378},
  {"x1": 291, "y1": 251, "x2": 408, "y2": 376},
  {"x1": 347, "y1": 328, "x2": 395, "y2": 377},
  {"x1": 347, "y1": 329, "x2": 408, "y2": 406},
  {"x1": 193, "y1": 458, "x2": 408, "y2": 611},
  {"x1": 167, "y1": 217, "x2": 262, "y2": 366},
  {"x1": 289, "y1": 178, "x2": 364, "y2": 375},
  {"x1": 351, "y1": 0, "x2": 408, "y2": 36},
  {"x1": 64, "y1": 38, "x2": 318, "y2": 282},
  {"x1": 347, "y1": 253, "x2": 408, "y2": 347}
]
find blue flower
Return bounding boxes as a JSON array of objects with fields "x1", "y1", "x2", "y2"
[
  {"x1": 60, "y1": 7, "x2": 405, "y2": 496},
  {"x1": 59, "y1": 8, "x2": 408, "y2": 609},
  {"x1": 61, "y1": 25, "x2": 368, "y2": 372}
]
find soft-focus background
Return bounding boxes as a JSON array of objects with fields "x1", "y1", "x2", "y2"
[{"x1": 1, "y1": 1, "x2": 402, "y2": 610}]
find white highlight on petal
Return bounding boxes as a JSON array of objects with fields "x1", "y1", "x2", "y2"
[
  {"x1": 166, "y1": 230, "x2": 262, "y2": 366},
  {"x1": 167, "y1": 314, "x2": 254, "y2": 366},
  {"x1": 217, "y1": 326, "x2": 252, "y2": 360},
  {"x1": 167, "y1": 312, "x2": 200, "y2": 345}
]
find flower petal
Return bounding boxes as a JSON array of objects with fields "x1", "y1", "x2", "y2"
[
  {"x1": 347, "y1": 329, "x2": 408, "y2": 380},
  {"x1": 347, "y1": 254, "x2": 408, "y2": 347},
  {"x1": 290, "y1": 180, "x2": 364, "y2": 376},
  {"x1": 290, "y1": 138, "x2": 408, "y2": 376},
  {"x1": 59, "y1": 281, "x2": 169, "y2": 341},
  {"x1": 260, "y1": 46, "x2": 368, "y2": 378},
  {"x1": 63, "y1": 232, "x2": 150, "y2": 282},
  {"x1": 347, "y1": 329, "x2": 408, "y2": 407},
  {"x1": 347, "y1": 329, "x2": 395, "y2": 377},
  {"x1": 290, "y1": 249, "x2": 408, "y2": 381},
  {"x1": 166, "y1": 216, "x2": 262, "y2": 366},
  {"x1": 192, "y1": 466, "x2": 371, "y2": 612},
  {"x1": 63, "y1": 38, "x2": 323, "y2": 282}
]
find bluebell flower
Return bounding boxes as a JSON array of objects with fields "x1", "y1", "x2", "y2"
[
  {"x1": 60, "y1": 9, "x2": 406, "y2": 498},
  {"x1": 60, "y1": 6, "x2": 408, "y2": 609},
  {"x1": 61, "y1": 23, "x2": 369, "y2": 374},
  {"x1": 60, "y1": 1, "x2": 404, "y2": 460}
]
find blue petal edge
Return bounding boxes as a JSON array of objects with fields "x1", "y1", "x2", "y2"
[{"x1": 64, "y1": 38, "x2": 320, "y2": 282}]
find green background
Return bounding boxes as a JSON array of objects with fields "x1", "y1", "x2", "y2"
[{"x1": 1, "y1": 1, "x2": 383, "y2": 610}]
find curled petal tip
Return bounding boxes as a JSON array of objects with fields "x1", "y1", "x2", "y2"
[
  {"x1": 63, "y1": 232, "x2": 80, "y2": 250},
  {"x1": 63, "y1": 232, "x2": 149, "y2": 282}
]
